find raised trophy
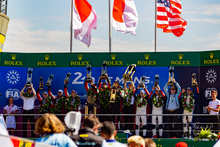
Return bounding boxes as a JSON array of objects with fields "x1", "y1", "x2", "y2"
[
  {"x1": 46, "y1": 74, "x2": 54, "y2": 87},
  {"x1": 123, "y1": 64, "x2": 136, "y2": 82},
  {"x1": 154, "y1": 74, "x2": 159, "y2": 88},
  {"x1": 109, "y1": 88, "x2": 116, "y2": 103},
  {"x1": 64, "y1": 72, "x2": 71, "y2": 84},
  {"x1": 26, "y1": 67, "x2": 33, "y2": 87},
  {"x1": 168, "y1": 66, "x2": 175, "y2": 86},
  {"x1": 39, "y1": 76, "x2": 44, "y2": 90},
  {"x1": 139, "y1": 75, "x2": 146, "y2": 88},
  {"x1": 86, "y1": 64, "x2": 92, "y2": 83},
  {"x1": 192, "y1": 73, "x2": 197, "y2": 87},
  {"x1": 100, "y1": 61, "x2": 108, "y2": 79}
]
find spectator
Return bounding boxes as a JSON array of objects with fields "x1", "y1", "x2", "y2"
[
  {"x1": 101, "y1": 121, "x2": 127, "y2": 147},
  {"x1": 175, "y1": 142, "x2": 188, "y2": 147},
  {"x1": 127, "y1": 135, "x2": 145, "y2": 147},
  {"x1": 144, "y1": 138, "x2": 156, "y2": 147},
  {"x1": 70, "y1": 115, "x2": 104, "y2": 147},
  {"x1": 20, "y1": 83, "x2": 36, "y2": 137},
  {"x1": 4, "y1": 97, "x2": 18, "y2": 135},
  {"x1": 35, "y1": 113, "x2": 77, "y2": 147}
]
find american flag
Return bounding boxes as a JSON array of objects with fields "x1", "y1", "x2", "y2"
[{"x1": 157, "y1": 0, "x2": 187, "y2": 37}]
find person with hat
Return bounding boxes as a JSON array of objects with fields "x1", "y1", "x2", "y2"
[
  {"x1": 98, "y1": 74, "x2": 111, "y2": 122},
  {"x1": 109, "y1": 79, "x2": 124, "y2": 128},
  {"x1": 163, "y1": 78, "x2": 181, "y2": 138},
  {"x1": 64, "y1": 81, "x2": 81, "y2": 112},
  {"x1": 148, "y1": 85, "x2": 166, "y2": 138},
  {"x1": 20, "y1": 83, "x2": 36, "y2": 137},
  {"x1": 37, "y1": 87, "x2": 53, "y2": 114},
  {"x1": 179, "y1": 82, "x2": 199, "y2": 138},
  {"x1": 133, "y1": 84, "x2": 150, "y2": 137}
]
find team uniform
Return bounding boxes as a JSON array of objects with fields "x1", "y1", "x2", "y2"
[
  {"x1": 208, "y1": 99, "x2": 220, "y2": 133},
  {"x1": 37, "y1": 89, "x2": 53, "y2": 114},
  {"x1": 102, "y1": 140, "x2": 127, "y2": 147},
  {"x1": 4, "y1": 104, "x2": 18, "y2": 129}
]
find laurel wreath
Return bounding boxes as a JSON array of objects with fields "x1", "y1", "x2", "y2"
[
  {"x1": 98, "y1": 87, "x2": 110, "y2": 108},
  {"x1": 87, "y1": 88, "x2": 97, "y2": 104},
  {"x1": 152, "y1": 94, "x2": 164, "y2": 108},
  {"x1": 135, "y1": 94, "x2": 148, "y2": 108},
  {"x1": 38, "y1": 96, "x2": 52, "y2": 113},
  {"x1": 50, "y1": 97, "x2": 65, "y2": 113},
  {"x1": 113, "y1": 85, "x2": 123, "y2": 103},
  {"x1": 23, "y1": 92, "x2": 34, "y2": 98},
  {"x1": 123, "y1": 89, "x2": 133, "y2": 107},
  {"x1": 181, "y1": 92, "x2": 194, "y2": 112},
  {"x1": 65, "y1": 95, "x2": 80, "y2": 111}
]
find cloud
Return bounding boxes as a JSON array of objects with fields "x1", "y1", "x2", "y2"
[
  {"x1": 185, "y1": 4, "x2": 220, "y2": 16},
  {"x1": 187, "y1": 18, "x2": 220, "y2": 24}
]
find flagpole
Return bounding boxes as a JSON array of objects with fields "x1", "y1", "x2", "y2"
[
  {"x1": 109, "y1": 0, "x2": 112, "y2": 53},
  {"x1": 70, "y1": 0, "x2": 73, "y2": 53},
  {"x1": 154, "y1": 0, "x2": 157, "y2": 52}
]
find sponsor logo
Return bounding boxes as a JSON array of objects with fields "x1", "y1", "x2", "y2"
[
  {"x1": 193, "y1": 122, "x2": 213, "y2": 136},
  {"x1": 4, "y1": 54, "x2": 23, "y2": 66},
  {"x1": 171, "y1": 53, "x2": 190, "y2": 65},
  {"x1": 204, "y1": 52, "x2": 219, "y2": 65},
  {"x1": 111, "y1": 54, "x2": 116, "y2": 60},
  {"x1": 70, "y1": 54, "x2": 90, "y2": 66},
  {"x1": 107, "y1": 54, "x2": 123, "y2": 66},
  {"x1": 37, "y1": 54, "x2": 56, "y2": 66},
  {"x1": 205, "y1": 68, "x2": 217, "y2": 84},
  {"x1": 6, "y1": 70, "x2": 20, "y2": 85},
  {"x1": 5, "y1": 88, "x2": 20, "y2": 100},
  {"x1": 204, "y1": 87, "x2": 218, "y2": 100},
  {"x1": 137, "y1": 54, "x2": 157, "y2": 66},
  {"x1": 77, "y1": 54, "x2": 83, "y2": 60}
]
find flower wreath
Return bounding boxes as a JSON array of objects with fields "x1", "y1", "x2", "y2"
[
  {"x1": 113, "y1": 85, "x2": 123, "y2": 103},
  {"x1": 23, "y1": 92, "x2": 34, "y2": 98},
  {"x1": 38, "y1": 96, "x2": 52, "y2": 113},
  {"x1": 182, "y1": 92, "x2": 194, "y2": 112},
  {"x1": 87, "y1": 88, "x2": 97, "y2": 104},
  {"x1": 135, "y1": 94, "x2": 148, "y2": 108},
  {"x1": 152, "y1": 93, "x2": 164, "y2": 108},
  {"x1": 65, "y1": 95, "x2": 80, "y2": 111},
  {"x1": 98, "y1": 87, "x2": 110, "y2": 108},
  {"x1": 50, "y1": 96, "x2": 65, "y2": 113},
  {"x1": 123, "y1": 89, "x2": 133, "y2": 107}
]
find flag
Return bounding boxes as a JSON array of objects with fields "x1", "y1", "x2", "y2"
[
  {"x1": 157, "y1": 0, "x2": 187, "y2": 37},
  {"x1": 112, "y1": 0, "x2": 138, "y2": 36},
  {"x1": 73, "y1": 0, "x2": 97, "y2": 47}
]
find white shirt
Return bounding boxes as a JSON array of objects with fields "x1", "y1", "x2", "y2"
[
  {"x1": 209, "y1": 99, "x2": 220, "y2": 115},
  {"x1": 21, "y1": 96, "x2": 36, "y2": 110},
  {"x1": 152, "y1": 95, "x2": 163, "y2": 113},
  {"x1": 102, "y1": 140, "x2": 127, "y2": 147},
  {"x1": 4, "y1": 105, "x2": 18, "y2": 114},
  {"x1": 126, "y1": 95, "x2": 134, "y2": 105}
]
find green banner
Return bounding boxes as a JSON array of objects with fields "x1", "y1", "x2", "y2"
[
  {"x1": 201, "y1": 50, "x2": 220, "y2": 66},
  {"x1": 1, "y1": 52, "x2": 27, "y2": 67}
]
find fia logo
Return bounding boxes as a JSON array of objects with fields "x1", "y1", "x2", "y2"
[
  {"x1": 204, "y1": 87, "x2": 218, "y2": 100},
  {"x1": 6, "y1": 70, "x2": 20, "y2": 85},
  {"x1": 205, "y1": 68, "x2": 217, "y2": 84},
  {"x1": 5, "y1": 88, "x2": 20, "y2": 100}
]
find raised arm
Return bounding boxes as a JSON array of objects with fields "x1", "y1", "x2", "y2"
[
  {"x1": 84, "y1": 79, "x2": 89, "y2": 93},
  {"x1": 31, "y1": 83, "x2": 37, "y2": 98},
  {"x1": 98, "y1": 77, "x2": 102, "y2": 90},
  {"x1": 48, "y1": 86, "x2": 56, "y2": 100},
  {"x1": 143, "y1": 84, "x2": 150, "y2": 95},
  {"x1": 174, "y1": 82, "x2": 181, "y2": 96},
  {"x1": 20, "y1": 85, "x2": 26, "y2": 99},
  {"x1": 64, "y1": 84, "x2": 69, "y2": 97},
  {"x1": 164, "y1": 82, "x2": 169, "y2": 97},
  {"x1": 37, "y1": 88, "x2": 42, "y2": 102}
]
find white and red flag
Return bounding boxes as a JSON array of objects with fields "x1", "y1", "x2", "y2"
[
  {"x1": 157, "y1": 0, "x2": 187, "y2": 37},
  {"x1": 112, "y1": 0, "x2": 138, "y2": 36},
  {"x1": 73, "y1": 0, "x2": 97, "y2": 47}
]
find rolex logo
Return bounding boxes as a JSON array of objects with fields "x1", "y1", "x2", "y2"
[
  {"x1": 77, "y1": 54, "x2": 83, "y2": 60},
  {"x1": 44, "y1": 55, "x2": 50, "y2": 61},
  {"x1": 209, "y1": 52, "x2": 214, "y2": 59},
  {"x1": 178, "y1": 54, "x2": 184, "y2": 60},
  {"x1": 144, "y1": 54, "x2": 150, "y2": 60},
  {"x1": 111, "y1": 54, "x2": 116, "y2": 60},
  {"x1": 11, "y1": 54, "x2": 16, "y2": 60}
]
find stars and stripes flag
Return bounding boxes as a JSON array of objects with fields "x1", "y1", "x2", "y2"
[
  {"x1": 112, "y1": 0, "x2": 138, "y2": 36},
  {"x1": 73, "y1": 0, "x2": 97, "y2": 47},
  {"x1": 157, "y1": 0, "x2": 187, "y2": 37}
]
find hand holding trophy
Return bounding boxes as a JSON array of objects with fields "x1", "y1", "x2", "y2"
[
  {"x1": 100, "y1": 61, "x2": 108, "y2": 79},
  {"x1": 154, "y1": 74, "x2": 159, "y2": 88},
  {"x1": 139, "y1": 75, "x2": 146, "y2": 88},
  {"x1": 191, "y1": 73, "x2": 197, "y2": 87},
  {"x1": 86, "y1": 64, "x2": 92, "y2": 83},
  {"x1": 64, "y1": 72, "x2": 71, "y2": 85},
  {"x1": 123, "y1": 64, "x2": 136, "y2": 82},
  {"x1": 39, "y1": 76, "x2": 44, "y2": 90},
  {"x1": 168, "y1": 66, "x2": 175, "y2": 86},
  {"x1": 46, "y1": 74, "x2": 54, "y2": 87},
  {"x1": 26, "y1": 67, "x2": 33, "y2": 87}
]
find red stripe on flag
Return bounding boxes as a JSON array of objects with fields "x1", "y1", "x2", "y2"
[
  {"x1": 75, "y1": 0, "x2": 92, "y2": 23},
  {"x1": 113, "y1": 0, "x2": 126, "y2": 23}
]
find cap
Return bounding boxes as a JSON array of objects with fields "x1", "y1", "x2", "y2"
[
  {"x1": 140, "y1": 90, "x2": 145, "y2": 94},
  {"x1": 72, "y1": 89, "x2": 77, "y2": 94},
  {"x1": 169, "y1": 86, "x2": 176, "y2": 90},
  {"x1": 175, "y1": 142, "x2": 188, "y2": 147},
  {"x1": 27, "y1": 87, "x2": 32, "y2": 90},
  {"x1": 43, "y1": 91, "x2": 48, "y2": 95},
  {"x1": 58, "y1": 89, "x2": 63, "y2": 93},
  {"x1": 187, "y1": 87, "x2": 192, "y2": 91},
  {"x1": 155, "y1": 88, "x2": 159, "y2": 91},
  {"x1": 114, "y1": 80, "x2": 120, "y2": 84}
]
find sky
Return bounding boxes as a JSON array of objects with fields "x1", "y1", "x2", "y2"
[{"x1": 2, "y1": 0, "x2": 220, "y2": 53}]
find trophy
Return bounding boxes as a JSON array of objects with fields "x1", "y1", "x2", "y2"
[
  {"x1": 168, "y1": 66, "x2": 174, "y2": 86},
  {"x1": 139, "y1": 75, "x2": 146, "y2": 88},
  {"x1": 46, "y1": 74, "x2": 54, "y2": 87},
  {"x1": 64, "y1": 72, "x2": 71, "y2": 84},
  {"x1": 86, "y1": 64, "x2": 92, "y2": 83},
  {"x1": 39, "y1": 76, "x2": 44, "y2": 90},
  {"x1": 123, "y1": 64, "x2": 136, "y2": 82},
  {"x1": 109, "y1": 88, "x2": 116, "y2": 103},
  {"x1": 154, "y1": 74, "x2": 159, "y2": 88},
  {"x1": 26, "y1": 67, "x2": 33, "y2": 87},
  {"x1": 100, "y1": 61, "x2": 108, "y2": 79},
  {"x1": 192, "y1": 73, "x2": 197, "y2": 87}
]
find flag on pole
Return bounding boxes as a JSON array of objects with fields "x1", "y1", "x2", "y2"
[
  {"x1": 157, "y1": 0, "x2": 187, "y2": 37},
  {"x1": 112, "y1": 0, "x2": 138, "y2": 36},
  {"x1": 73, "y1": 0, "x2": 97, "y2": 47}
]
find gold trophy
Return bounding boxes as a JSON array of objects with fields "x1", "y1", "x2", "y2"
[
  {"x1": 139, "y1": 76, "x2": 146, "y2": 88},
  {"x1": 110, "y1": 86, "x2": 117, "y2": 103},
  {"x1": 64, "y1": 72, "x2": 71, "y2": 84},
  {"x1": 85, "y1": 96, "x2": 97, "y2": 118},
  {"x1": 86, "y1": 64, "x2": 92, "y2": 83},
  {"x1": 154, "y1": 74, "x2": 159, "y2": 88},
  {"x1": 39, "y1": 76, "x2": 44, "y2": 90},
  {"x1": 192, "y1": 73, "x2": 197, "y2": 87},
  {"x1": 123, "y1": 64, "x2": 136, "y2": 82},
  {"x1": 26, "y1": 67, "x2": 33, "y2": 87},
  {"x1": 168, "y1": 66, "x2": 174, "y2": 86},
  {"x1": 100, "y1": 61, "x2": 108, "y2": 79},
  {"x1": 46, "y1": 74, "x2": 54, "y2": 87}
]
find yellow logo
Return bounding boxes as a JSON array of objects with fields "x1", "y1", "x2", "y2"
[
  {"x1": 178, "y1": 54, "x2": 184, "y2": 60},
  {"x1": 111, "y1": 54, "x2": 116, "y2": 60},
  {"x1": 11, "y1": 54, "x2": 16, "y2": 60},
  {"x1": 209, "y1": 52, "x2": 214, "y2": 59},
  {"x1": 144, "y1": 54, "x2": 150, "y2": 60},
  {"x1": 77, "y1": 54, "x2": 83, "y2": 60},
  {"x1": 44, "y1": 55, "x2": 50, "y2": 61}
]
